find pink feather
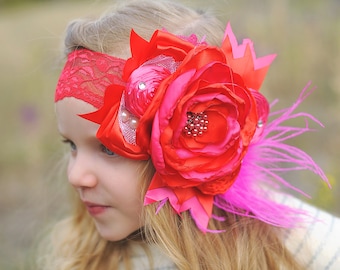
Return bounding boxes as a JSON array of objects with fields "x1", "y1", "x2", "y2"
[{"x1": 214, "y1": 83, "x2": 330, "y2": 228}]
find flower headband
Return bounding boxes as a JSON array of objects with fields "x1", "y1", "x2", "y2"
[{"x1": 55, "y1": 23, "x2": 329, "y2": 232}]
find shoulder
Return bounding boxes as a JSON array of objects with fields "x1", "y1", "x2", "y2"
[{"x1": 279, "y1": 194, "x2": 340, "y2": 270}]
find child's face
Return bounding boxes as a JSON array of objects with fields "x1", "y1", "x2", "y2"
[{"x1": 56, "y1": 98, "x2": 144, "y2": 241}]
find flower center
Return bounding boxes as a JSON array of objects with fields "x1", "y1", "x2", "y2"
[{"x1": 183, "y1": 112, "x2": 209, "y2": 137}]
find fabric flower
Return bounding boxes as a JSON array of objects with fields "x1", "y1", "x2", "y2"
[
  {"x1": 151, "y1": 63, "x2": 257, "y2": 192},
  {"x1": 145, "y1": 45, "x2": 261, "y2": 229}
]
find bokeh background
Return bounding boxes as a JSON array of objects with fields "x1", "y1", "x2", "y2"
[{"x1": 1, "y1": 0, "x2": 339, "y2": 269}]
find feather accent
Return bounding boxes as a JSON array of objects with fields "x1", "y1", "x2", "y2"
[{"x1": 214, "y1": 82, "x2": 330, "y2": 228}]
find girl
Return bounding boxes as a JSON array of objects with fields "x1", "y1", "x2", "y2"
[{"x1": 39, "y1": 0, "x2": 340, "y2": 269}]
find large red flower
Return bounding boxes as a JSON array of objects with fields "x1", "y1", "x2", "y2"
[
  {"x1": 145, "y1": 46, "x2": 260, "y2": 227},
  {"x1": 151, "y1": 62, "x2": 257, "y2": 194}
]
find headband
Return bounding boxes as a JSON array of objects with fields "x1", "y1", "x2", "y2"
[
  {"x1": 55, "y1": 49, "x2": 126, "y2": 108},
  {"x1": 55, "y1": 23, "x2": 329, "y2": 232}
]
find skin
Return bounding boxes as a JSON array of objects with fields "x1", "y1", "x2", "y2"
[{"x1": 56, "y1": 97, "x2": 144, "y2": 241}]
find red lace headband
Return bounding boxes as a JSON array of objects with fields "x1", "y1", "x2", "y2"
[
  {"x1": 55, "y1": 49, "x2": 126, "y2": 108},
  {"x1": 55, "y1": 23, "x2": 328, "y2": 232}
]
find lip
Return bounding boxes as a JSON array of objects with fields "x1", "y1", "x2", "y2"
[{"x1": 83, "y1": 201, "x2": 110, "y2": 216}]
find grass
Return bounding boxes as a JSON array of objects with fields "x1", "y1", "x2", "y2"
[{"x1": 1, "y1": 0, "x2": 339, "y2": 269}]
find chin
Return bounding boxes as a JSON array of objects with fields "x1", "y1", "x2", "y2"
[
  {"x1": 95, "y1": 223, "x2": 142, "y2": 242},
  {"x1": 96, "y1": 228, "x2": 130, "y2": 242}
]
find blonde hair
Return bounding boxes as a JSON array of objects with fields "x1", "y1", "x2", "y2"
[
  {"x1": 63, "y1": 0, "x2": 225, "y2": 57},
  {"x1": 40, "y1": 0, "x2": 306, "y2": 269}
]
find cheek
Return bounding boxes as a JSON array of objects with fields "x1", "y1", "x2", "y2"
[
  {"x1": 111, "y1": 169, "x2": 145, "y2": 230},
  {"x1": 104, "y1": 161, "x2": 144, "y2": 202},
  {"x1": 119, "y1": 170, "x2": 144, "y2": 204},
  {"x1": 66, "y1": 156, "x2": 73, "y2": 177},
  {"x1": 65, "y1": 156, "x2": 77, "y2": 184}
]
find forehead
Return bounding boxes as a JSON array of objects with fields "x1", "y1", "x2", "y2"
[{"x1": 56, "y1": 97, "x2": 99, "y2": 137}]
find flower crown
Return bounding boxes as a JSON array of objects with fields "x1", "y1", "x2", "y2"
[{"x1": 55, "y1": 23, "x2": 328, "y2": 232}]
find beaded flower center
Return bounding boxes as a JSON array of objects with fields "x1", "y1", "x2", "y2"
[{"x1": 183, "y1": 112, "x2": 209, "y2": 137}]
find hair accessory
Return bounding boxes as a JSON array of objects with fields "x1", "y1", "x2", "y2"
[
  {"x1": 55, "y1": 49, "x2": 126, "y2": 108},
  {"x1": 55, "y1": 23, "x2": 329, "y2": 232}
]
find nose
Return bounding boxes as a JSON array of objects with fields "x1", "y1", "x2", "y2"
[{"x1": 67, "y1": 152, "x2": 98, "y2": 188}]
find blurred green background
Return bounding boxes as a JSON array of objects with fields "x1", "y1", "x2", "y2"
[{"x1": 1, "y1": 0, "x2": 339, "y2": 269}]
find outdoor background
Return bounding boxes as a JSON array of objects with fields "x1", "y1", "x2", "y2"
[{"x1": 1, "y1": 0, "x2": 339, "y2": 269}]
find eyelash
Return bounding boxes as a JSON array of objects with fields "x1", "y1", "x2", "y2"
[
  {"x1": 62, "y1": 139, "x2": 76, "y2": 151},
  {"x1": 61, "y1": 139, "x2": 116, "y2": 156},
  {"x1": 100, "y1": 144, "x2": 116, "y2": 156}
]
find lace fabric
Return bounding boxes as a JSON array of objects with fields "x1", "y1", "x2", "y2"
[{"x1": 55, "y1": 49, "x2": 126, "y2": 108}]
